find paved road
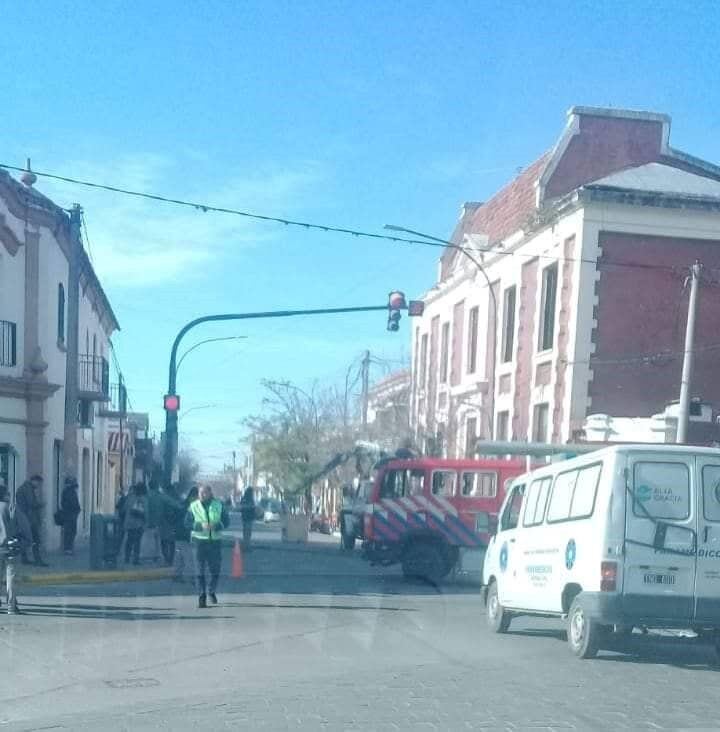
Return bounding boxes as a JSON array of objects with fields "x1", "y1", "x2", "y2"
[{"x1": 2, "y1": 522, "x2": 720, "y2": 731}]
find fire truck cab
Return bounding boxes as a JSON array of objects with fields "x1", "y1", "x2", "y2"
[{"x1": 362, "y1": 457, "x2": 527, "y2": 582}]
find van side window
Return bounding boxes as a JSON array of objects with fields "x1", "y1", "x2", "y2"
[
  {"x1": 460, "y1": 471, "x2": 496, "y2": 497},
  {"x1": 633, "y1": 462, "x2": 690, "y2": 521},
  {"x1": 570, "y1": 464, "x2": 601, "y2": 518},
  {"x1": 432, "y1": 470, "x2": 457, "y2": 496},
  {"x1": 500, "y1": 484, "x2": 525, "y2": 531},
  {"x1": 702, "y1": 465, "x2": 720, "y2": 522},
  {"x1": 547, "y1": 464, "x2": 602, "y2": 523},
  {"x1": 523, "y1": 477, "x2": 551, "y2": 526},
  {"x1": 547, "y1": 470, "x2": 577, "y2": 522}
]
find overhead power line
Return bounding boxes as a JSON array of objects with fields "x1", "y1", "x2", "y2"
[{"x1": 0, "y1": 161, "x2": 679, "y2": 274}]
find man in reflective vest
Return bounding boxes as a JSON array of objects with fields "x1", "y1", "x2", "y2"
[{"x1": 184, "y1": 484, "x2": 230, "y2": 608}]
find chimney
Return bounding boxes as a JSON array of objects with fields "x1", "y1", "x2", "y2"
[{"x1": 459, "y1": 201, "x2": 483, "y2": 221}]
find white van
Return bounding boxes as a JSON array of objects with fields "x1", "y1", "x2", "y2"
[{"x1": 482, "y1": 445, "x2": 720, "y2": 659}]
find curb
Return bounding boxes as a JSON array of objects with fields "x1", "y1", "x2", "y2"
[{"x1": 20, "y1": 567, "x2": 173, "y2": 586}]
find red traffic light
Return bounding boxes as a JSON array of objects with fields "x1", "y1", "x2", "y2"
[
  {"x1": 164, "y1": 394, "x2": 180, "y2": 412},
  {"x1": 408, "y1": 300, "x2": 424, "y2": 317},
  {"x1": 388, "y1": 291, "x2": 406, "y2": 310}
]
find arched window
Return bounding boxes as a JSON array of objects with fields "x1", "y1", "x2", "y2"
[{"x1": 57, "y1": 284, "x2": 65, "y2": 343}]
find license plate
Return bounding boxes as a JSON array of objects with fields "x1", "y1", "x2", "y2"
[{"x1": 643, "y1": 573, "x2": 675, "y2": 585}]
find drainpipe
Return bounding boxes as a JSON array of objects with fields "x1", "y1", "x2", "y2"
[{"x1": 63, "y1": 205, "x2": 82, "y2": 479}]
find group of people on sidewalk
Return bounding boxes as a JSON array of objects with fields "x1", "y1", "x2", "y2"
[
  {"x1": 115, "y1": 482, "x2": 256, "y2": 608},
  {"x1": 0, "y1": 474, "x2": 82, "y2": 614},
  {"x1": 0, "y1": 476, "x2": 258, "y2": 613}
]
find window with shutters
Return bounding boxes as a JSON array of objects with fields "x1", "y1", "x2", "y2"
[
  {"x1": 440, "y1": 322, "x2": 450, "y2": 384},
  {"x1": 501, "y1": 285, "x2": 516, "y2": 362},
  {"x1": 467, "y1": 306, "x2": 479, "y2": 374},
  {"x1": 538, "y1": 263, "x2": 558, "y2": 351}
]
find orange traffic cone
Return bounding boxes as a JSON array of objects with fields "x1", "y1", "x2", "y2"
[{"x1": 231, "y1": 540, "x2": 244, "y2": 579}]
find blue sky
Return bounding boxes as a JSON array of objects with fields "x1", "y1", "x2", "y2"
[{"x1": 3, "y1": 1, "x2": 720, "y2": 471}]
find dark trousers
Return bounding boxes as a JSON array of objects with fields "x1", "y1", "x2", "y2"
[
  {"x1": 62, "y1": 518, "x2": 78, "y2": 551},
  {"x1": 242, "y1": 520, "x2": 253, "y2": 549},
  {"x1": 30, "y1": 524, "x2": 43, "y2": 563},
  {"x1": 161, "y1": 539, "x2": 175, "y2": 566},
  {"x1": 193, "y1": 540, "x2": 221, "y2": 596},
  {"x1": 124, "y1": 528, "x2": 143, "y2": 564}
]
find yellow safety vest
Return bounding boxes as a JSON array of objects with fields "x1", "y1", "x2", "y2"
[{"x1": 189, "y1": 499, "x2": 224, "y2": 541}]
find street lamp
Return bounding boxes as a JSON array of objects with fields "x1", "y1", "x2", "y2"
[
  {"x1": 385, "y1": 224, "x2": 497, "y2": 439},
  {"x1": 176, "y1": 336, "x2": 248, "y2": 376},
  {"x1": 179, "y1": 403, "x2": 218, "y2": 420}
]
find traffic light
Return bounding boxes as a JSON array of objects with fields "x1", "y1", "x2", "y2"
[
  {"x1": 164, "y1": 394, "x2": 180, "y2": 412},
  {"x1": 387, "y1": 291, "x2": 406, "y2": 331}
]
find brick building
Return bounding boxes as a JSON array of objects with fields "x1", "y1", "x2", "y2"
[{"x1": 411, "y1": 106, "x2": 720, "y2": 456}]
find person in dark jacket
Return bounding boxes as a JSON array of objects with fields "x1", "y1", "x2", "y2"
[
  {"x1": 239, "y1": 487, "x2": 256, "y2": 551},
  {"x1": 16, "y1": 477, "x2": 47, "y2": 565},
  {"x1": 115, "y1": 487, "x2": 128, "y2": 556},
  {"x1": 0, "y1": 482, "x2": 19, "y2": 614},
  {"x1": 60, "y1": 477, "x2": 81, "y2": 555},
  {"x1": 173, "y1": 485, "x2": 197, "y2": 582},
  {"x1": 159, "y1": 485, "x2": 184, "y2": 566},
  {"x1": 123, "y1": 483, "x2": 149, "y2": 565}
]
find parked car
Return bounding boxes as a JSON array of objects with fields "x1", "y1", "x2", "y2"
[{"x1": 263, "y1": 501, "x2": 281, "y2": 523}]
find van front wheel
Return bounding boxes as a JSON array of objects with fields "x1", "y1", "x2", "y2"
[
  {"x1": 486, "y1": 581, "x2": 511, "y2": 633},
  {"x1": 567, "y1": 597, "x2": 604, "y2": 659}
]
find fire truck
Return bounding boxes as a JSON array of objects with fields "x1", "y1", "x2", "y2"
[{"x1": 361, "y1": 456, "x2": 527, "y2": 582}]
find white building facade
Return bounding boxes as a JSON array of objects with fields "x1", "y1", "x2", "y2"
[
  {"x1": 411, "y1": 107, "x2": 720, "y2": 457},
  {"x1": 0, "y1": 168, "x2": 120, "y2": 544}
]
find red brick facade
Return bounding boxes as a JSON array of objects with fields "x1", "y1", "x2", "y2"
[
  {"x1": 544, "y1": 115, "x2": 666, "y2": 200},
  {"x1": 591, "y1": 232, "x2": 720, "y2": 417}
]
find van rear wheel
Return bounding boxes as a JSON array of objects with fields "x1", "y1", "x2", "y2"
[
  {"x1": 402, "y1": 542, "x2": 446, "y2": 583},
  {"x1": 486, "y1": 581, "x2": 511, "y2": 633},
  {"x1": 567, "y1": 597, "x2": 604, "y2": 659}
]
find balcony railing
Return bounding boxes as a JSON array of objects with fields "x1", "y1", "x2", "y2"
[
  {"x1": 78, "y1": 355, "x2": 110, "y2": 400},
  {"x1": 0, "y1": 320, "x2": 17, "y2": 367}
]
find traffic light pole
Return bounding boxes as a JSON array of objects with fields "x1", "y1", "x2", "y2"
[{"x1": 163, "y1": 304, "x2": 395, "y2": 487}]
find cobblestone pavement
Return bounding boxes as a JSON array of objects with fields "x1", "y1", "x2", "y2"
[{"x1": 2, "y1": 528, "x2": 720, "y2": 731}]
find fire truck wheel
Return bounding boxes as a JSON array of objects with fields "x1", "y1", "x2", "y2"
[
  {"x1": 486, "y1": 581, "x2": 512, "y2": 633},
  {"x1": 401, "y1": 541, "x2": 446, "y2": 583}
]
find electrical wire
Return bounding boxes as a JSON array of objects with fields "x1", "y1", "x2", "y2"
[
  {"x1": 79, "y1": 210, "x2": 94, "y2": 265},
  {"x1": 0, "y1": 161, "x2": 680, "y2": 274},
  {"x1": 564, "y1": 340, "x2": 720, "y2": 366}
]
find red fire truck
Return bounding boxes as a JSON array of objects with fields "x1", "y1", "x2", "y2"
[{"x1": 361, "y1": 457, "x2": 527, "y2": 582}]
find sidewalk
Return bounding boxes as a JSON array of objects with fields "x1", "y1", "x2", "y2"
[{"x1": 19, "y1": 536, "x2": 172, "y2": 584}]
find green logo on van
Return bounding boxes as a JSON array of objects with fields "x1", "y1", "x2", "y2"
[{"x1": 636, "y1": 484, "x2": 652, "y2": 502}]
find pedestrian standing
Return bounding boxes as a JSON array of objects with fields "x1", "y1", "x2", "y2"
[
  {"x1": 0, "y1": 482, "x2": 19, "y2": 614},
  {"x1": 146, "y1": 481, "x2": 163, "y2": 563},
  {"x1": 123, "y1": 483, "x2": 148, "y2": 565},
  {"x1": 115, "y1": 486, "x2": 128, "y2": 557},
  {"x1": 160, "y1": 485, "x2": 181, "y2": 566},
  {"x1": 16, "y1": 476, "x2": 48, "y2": 566},
  {"x1": 173, "y1": 485, "x2": 197, "y2": 582},
  {"x1": 239, "y1": 486, "x2": 256, "y2": 551},
  {"x1": 60, "y1": 477, "x2": 81, "y2": 555},
  {"x1": 185, "y1": 484, "x2": 230, "y2": 608}
]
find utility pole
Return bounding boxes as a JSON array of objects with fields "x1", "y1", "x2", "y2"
[
  {"x1": 118, "y1": 374, "x2": 126, "y2": 491},
  {"x1": 360, "y1": 350, "x2": 370, "y2": 430},
  {"x1": 677, "y1": 261, "x2": 702, "y2": 444}
]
